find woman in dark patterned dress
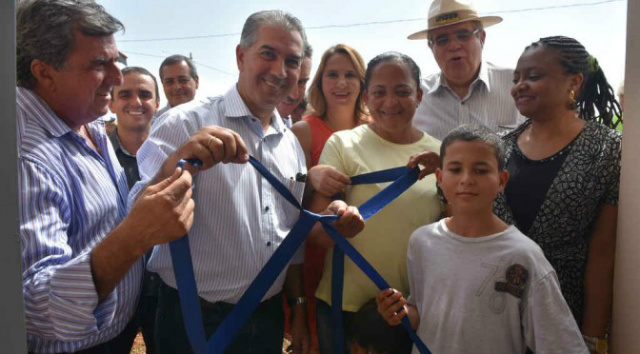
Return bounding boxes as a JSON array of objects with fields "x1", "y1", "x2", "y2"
[{"x1": 495, "y1": 36, "x2": 622, "y2": 352}]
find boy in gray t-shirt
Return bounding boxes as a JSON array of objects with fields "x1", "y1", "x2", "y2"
[{"x1": 377, "y1": 125, "x2": 587, "y2": 354}]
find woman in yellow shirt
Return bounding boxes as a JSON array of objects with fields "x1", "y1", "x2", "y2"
[{"x1": 308, "y1": 52, "x2": 442, "y2": 354}]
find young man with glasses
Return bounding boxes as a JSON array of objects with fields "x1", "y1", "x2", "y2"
[{"x1": 408, "y1": 0, "x2": 524, "y2": 140}]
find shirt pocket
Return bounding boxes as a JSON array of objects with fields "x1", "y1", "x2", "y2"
[{"x1": 275, "y1": 176, "x2": 306, "y2": 228}]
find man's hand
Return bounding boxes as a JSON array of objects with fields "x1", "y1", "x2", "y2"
[
  {"x1": 407, "y1": 151, "x2": 440, "y2": 180},
  {"x1": 92, "y1": 167, "x2": 195, "y2": 300},
  {"x1": 327, "y1": 200, "x2": 364, "y2": 238},
  {"x1": 158, "y1": 125, "x2": 250, "y2": 180},
  {"x1": 376, "y1": 288, "x2": 407, "y2": 326},
  {"x1": 127, "y1": 167, "x2": 195, "y2": 252},
  {"x1": 308, "y1": 165, "x2": 350, "y2": 197}
]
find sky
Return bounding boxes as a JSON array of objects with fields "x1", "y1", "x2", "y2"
[{"x1": 99, "y1": 0, "x2": 629, "y2": 107}]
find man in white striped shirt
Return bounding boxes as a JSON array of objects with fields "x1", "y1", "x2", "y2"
[
  {"x1": 16, "y1": 1, "x2": 199, "y2": 353},
  {"x1": 134, "y1": 10, "x2": 364, "y2": 354},
  {"x1": 408, "y1": 0, "x2": 524, "y2": 140}
]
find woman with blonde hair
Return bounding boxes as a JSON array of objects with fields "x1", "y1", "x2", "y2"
[{"x1": 292, "y1": 44, "x2": 368, "y2": 172}]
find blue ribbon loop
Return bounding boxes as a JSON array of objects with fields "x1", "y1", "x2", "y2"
[{"x1": 170, "y1": 156, "x2": 431, "y2": 354}]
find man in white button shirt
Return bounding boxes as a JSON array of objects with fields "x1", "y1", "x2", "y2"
[
  {"x1": 409, "y1": 0, "x2": 524, "y2": 140},
  {"x1": 134, "y1": 10, "x2": 364, "y2": 354}
]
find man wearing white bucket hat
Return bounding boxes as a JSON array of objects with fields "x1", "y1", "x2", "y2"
[{"x1": 409, "y1": 0, "x2": 524, "y2": 140}]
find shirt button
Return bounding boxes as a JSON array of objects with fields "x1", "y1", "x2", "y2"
[
  {"x1": 265, "y1": 206, "x2": 270, "y2": 212},
  {"x1": 266, "y1": 241, "x2": 272, "y2": 246}
]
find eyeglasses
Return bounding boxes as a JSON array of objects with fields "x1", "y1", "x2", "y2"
[{"x1": 429, "y1": 29, "x2": 481, "y2": 47}]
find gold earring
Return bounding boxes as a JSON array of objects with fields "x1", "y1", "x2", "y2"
[{"x1": 569, "y1": 90, "x2": 576, "y2": 109}]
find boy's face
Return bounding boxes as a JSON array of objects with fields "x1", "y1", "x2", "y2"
[{"x1": 436, "y1": 140, "x2": 509, "y2": 213}]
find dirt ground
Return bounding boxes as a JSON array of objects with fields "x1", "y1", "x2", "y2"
[
  {"x1": 130, "y1": 332, "x2": 146, "y2": 354},
  {"x1": 130, "y1": 332, "x2": 294, "y2": 354}
]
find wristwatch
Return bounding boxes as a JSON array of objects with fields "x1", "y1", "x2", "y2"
[
  {"x1": 287, "y1": 296, "x2": 307, "y2": 306},
  {"x1": 582, "y1": 334, "x2": 608, "y2": 354}
]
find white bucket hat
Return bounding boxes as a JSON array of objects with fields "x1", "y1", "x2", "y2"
[{"x1": 408, "y1": 0, "x2": 502, "y2": 40}]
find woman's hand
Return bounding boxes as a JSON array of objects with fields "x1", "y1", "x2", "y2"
[
  {"x1": 308, "y1": 165, "x2": 351, "y2": 197},
  {"x1": 407, "y1": 151, "x2": 440, "y2": 180},
  {"x1": 327, "y1": 200, "x2": 364, "y2": 238}
]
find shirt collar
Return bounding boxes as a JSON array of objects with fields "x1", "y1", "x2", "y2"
[
  {"x1": 477, "y1": 61, "x2": 491, "y2": 91},
  {"x1": 430, "y1": 72, "x2": 446, "y2": 94},
  {"x1": 223, "y1": 84, "x2": 285, "y2": 134},
  {"x1": 16, "y1": 87, "x2": 108, "y2": 138},
  {"x1": 108, "y1": 128, "x2": 135, "y2": 157}
]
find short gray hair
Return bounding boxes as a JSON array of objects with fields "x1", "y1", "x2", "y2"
[
  {"x1": 239, "y1": 10, "x2": 308, "y2": 56},
  {"x1": 304, "y1": 43, "x2": 313, "y2": 59},
  {"x1": 17, "y1": 0, "x2": 124, "y2": 89}
]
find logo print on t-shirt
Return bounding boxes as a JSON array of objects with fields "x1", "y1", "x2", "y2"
[{"x1": 494, "y1": 264, "x2": 529, "y2": 298}]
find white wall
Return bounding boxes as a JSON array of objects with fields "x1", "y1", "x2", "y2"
[{"x1": 611, "y1": 0, "x2": 640, "y2": 351}]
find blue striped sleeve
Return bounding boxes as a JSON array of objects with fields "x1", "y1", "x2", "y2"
[{"x1": 19, "y1": 158, "x2": 117, "y2": 342}]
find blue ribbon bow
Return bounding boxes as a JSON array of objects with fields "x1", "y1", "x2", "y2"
[{"x1": 170, "y1": 156, "x2": 431, "y2": 354}]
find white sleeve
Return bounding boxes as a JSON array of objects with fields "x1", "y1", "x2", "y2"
[
  {"x1": 128, "y1": 109, "x2": 200, "y2": 208},
  {"x1": 522, "y1": 271, "x2": 588, "y2": 354}
]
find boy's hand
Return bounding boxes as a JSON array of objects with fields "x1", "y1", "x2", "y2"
[
  {"x1": 376, "y1": 288, "x2": 407, "y2": 326},
  {"x1": 407, "y1": 151, "x2": 440, "y2": 180},
  {"x1": 326, "y1": 200, "x2": 364, "y2": 238}
]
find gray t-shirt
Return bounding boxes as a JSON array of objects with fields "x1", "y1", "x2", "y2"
[{"x1": 407, "y1": 219, "x2": 587, "y2": 354}]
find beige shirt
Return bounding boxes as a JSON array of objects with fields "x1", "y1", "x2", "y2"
[{"x1": 316, "y1": 124, "x2": 442, "y2": 311}]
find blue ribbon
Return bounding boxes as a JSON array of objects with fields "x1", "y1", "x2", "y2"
[
  {"x1": 170, "y1": 156, "x2": 431, "y2": 354},
  {"x1": 329, "y1": 165, "x2": 427, "y2": 354}
]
